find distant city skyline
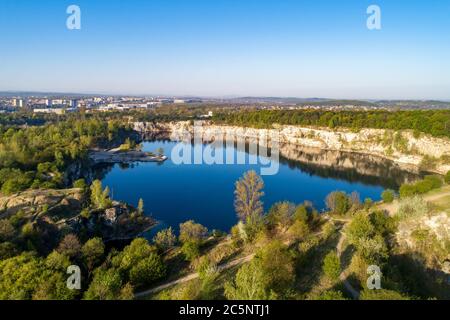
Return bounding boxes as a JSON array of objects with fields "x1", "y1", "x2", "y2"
[{"x1": 1, "y1": 0, "x2": 450, "y2": 99}]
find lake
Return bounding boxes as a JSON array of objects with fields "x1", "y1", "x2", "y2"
[{"x1": 99, "y1": 140, "x2": 420, "y2": 235}]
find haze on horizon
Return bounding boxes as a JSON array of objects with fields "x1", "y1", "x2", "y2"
[{"x1": 1, "y1": 0, "x2": 449, "y2": 100}]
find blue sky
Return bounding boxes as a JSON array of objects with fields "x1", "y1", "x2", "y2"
[{"x1": 0, "y1": 0, "x2": 449, "y2": 99}]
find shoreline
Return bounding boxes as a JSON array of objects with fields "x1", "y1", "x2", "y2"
[
  {"x1": 132, "y1": 121, "x2": 450, "y2": 176},
  {"x1": 89, "y1": 148, "x2": 168, "y2": 164}
]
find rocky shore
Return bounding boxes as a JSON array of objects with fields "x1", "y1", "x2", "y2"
[
  {"x1": 89, "y1": 149, "x2": 168, "y2": 164},
  {"x1": 132, "y1": 121, "x2": 450, "y2": 175}
]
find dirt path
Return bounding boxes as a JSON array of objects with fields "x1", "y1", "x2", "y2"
[
  {"x1": 134, "y1": 253, "x2": 255, "y2": 299},
  {"x1": 336, "y1": 230, "x2": 360, "y2": 300}
]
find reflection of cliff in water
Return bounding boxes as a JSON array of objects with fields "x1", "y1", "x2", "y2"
[
  {"x1": 94, "y1": 137, "x2": 423, "y2": 191},
  {"x1": 277, "y1": 144, "x2": 421, "y2": 190}
]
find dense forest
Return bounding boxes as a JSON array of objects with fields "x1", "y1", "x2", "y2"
[
  {"x1": 212, "y1": 109, "x2": 450, "y2": 138},
  {"x1": 0, "y1": 116, "x2": 131, "y2": 194}
]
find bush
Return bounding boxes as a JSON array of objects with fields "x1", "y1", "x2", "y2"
[
  {"x1": 445, "y1": 171, "x2": 450, "y2": 184},
  {"x1": 399, "y1": 184, "x2": 418, "y2": 198},
  {"x1": 322, "y1": 251, "x2": 341, "y2": 281},
  {"x1": 396, "y1": 196, "x2": 428, "y2": 220},
  {"x1": 325, "y1": 191, "x2": 350, "y2": 215},
  {"x1": 84, "y1": 268, "x2": 126, "y2": 300},
  {"x1": 267, "y1": 202, "x2": 295, "y2": 232},
  {"x1": 381, "y1": 189, "x2": 395, "y2": 203},
  {"x1": 181, "y1": 241, "x2": 200, "y2": 262},
  {"x1": 179, "y1": 220, "x2": 208, "y2": 244},
  {"x1": 73, "y1": 179, "x2": 87, "y2": 190},
  {"x1": 424, "y1": 175, "x2": 443, "y2": 189},
  {"x1": 153, "y1": 227, "x2": 177, "y2": 251},
  {"x1": 399, "y1": 175, "x2": 442, "y2": 198},
  {"x1": 129, "y1": 253, "x2": 166, "y2": 287},
  {"x1": 224, "y1": 260, "x2": 270, "y2": 300},
  {"x1": 255, "y1": 241, "x2": 295, "y2": 295},
  {"x1": 346, "y1": 213, "x2": 375, "y2": 245}
]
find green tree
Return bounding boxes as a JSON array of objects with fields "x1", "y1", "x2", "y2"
[
  {"x1": 129, "y1": 254, "x2": 166, "y2": 287},
  {"x1": 84, "y1": 268, "x2": 125, "y2": 300},
  {"x1": 111, "y1": 238, "x2": 166, "y2": 286},
  {"x1": 179, "y1": 220, "x2": 208, "y2": 244},
  {"x1": 322, "y1": 251, "x2": 341, "y2": 281},
  {"x1": 0, "y1": 252, "x2": 76, "y2": 300},
  {"x1": 381, "y1": 189, "x2": 395, "y2": 203},
  {"x1": 224, "y1": 260, "x2": 271, "y2": 300},
  {"x1": 255, "y1": 241, "x2": 295, "y2": 296},
  {"x1": 346, "y1": 213, "x2": 375, "y2": 245},
  {"x1": 90, "y1": 180, "x2": 112, "y2": 209},
  {"x1": 294, "y1": 204, "x2": 309, "y2": 224},
  {"x1": 73, "y1": 178, "x2": 87, "y2": 190},
  {"x1": 82, "y1": 237, "x2": 105, "y2": 272},
  {"x1": 45, "y1": 251, "x2": 71, "y2": 271},
  {"x1": 181, "y1": 241, "x2": 200, "y2": 262},
  {"x1": 153, "y1": 227, "x2": 177, "y2": 251},
  {"x1": 267, "y1": 202, "x2": 295, "y2": 232},
  {"x1": 325, "y1": 191, "x2": 350, "y2": 215}
]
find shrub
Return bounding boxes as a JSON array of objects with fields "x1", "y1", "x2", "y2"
[
  {"x1": 325, "y1": 191, "x2": 350, "y2": 215},
  {"x1": 445, "y1": 171, "x2": 450, "y2": 184},
  {"x1": 399, "y1": 184, "x2": 418, "y2": 198},
  {"x1": 396, "y1": 196, "x2": 428, "y2": 220},
  {"x1": 129, "y1": 253, "x2": 166, "y2": 287},
  {"x1": 181, "y1": 241, "x2": 200, "y2": 262},
  {"x1": 381, "y1": 189, "x2": 395, "y2": 203},
  {"x1": 255, "y1": 241, "x2": 295, "y2": 295},
  {"x1": 415, "y1": 179, "x2": 434, "y2": 194},
  {"x1": 82, "y1": 238, "x2": 105, "y2": 271},
  {"x1": 153, "y1": 227, "x2": 177, "y2": 251},
  {"x1": 322, "y1": 251, "x2": 341, "y2": 281},
  {"x1": 179, "y1": 220, "x2": 208, "y2": 244},
  {"x1": 400, "y1": 175, "x2": 443, "y2": 198},
  {"x1": 346, "y1": 213, "x2": 375, "y2": 245},
  {"x1": 424, "y1": 175, "x2": 443, "y2": 189},
  {"x1": 267, "y1": 202, "x2": 295, "y2": 232},
  {"x1": 224, "y1": 260, "x2": 270, "y2": 300},
  {"x1": 73, "y1": 179, "x2": 87, "y2": 190}
]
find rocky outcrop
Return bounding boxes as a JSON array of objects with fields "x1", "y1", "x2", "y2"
[
  {"x1": 133, "y1": 121, "x2": 450, "y2": 175},
  {"x1": 89, "y1": 149, "x2": 167, "y2": 164},
  {"x1": 0, "y1": 188, "x2": 155, "y2": 242},
  {"x1": 0, "y1": 188, "x2": 84, "y2": 220}
]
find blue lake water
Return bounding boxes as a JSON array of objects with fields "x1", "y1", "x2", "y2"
[{"x1": 100, "y1": 140, "x2": 417, "y2": 234}]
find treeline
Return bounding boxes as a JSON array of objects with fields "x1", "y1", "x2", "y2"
[
  {"x1": 212, "y1": 109, "x2": 450, "y2": 138},
  {"x1": 0, "y1": 117, "x2": 131, "y2": 194}
]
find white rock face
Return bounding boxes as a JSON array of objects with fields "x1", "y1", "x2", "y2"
[{"x1": 133, "y1": 121, "x2": 450, "y2": 174}]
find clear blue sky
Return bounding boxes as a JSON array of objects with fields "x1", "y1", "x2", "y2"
[{"x1": 0, "y1": 0, "x2": 449, "y2": 99}]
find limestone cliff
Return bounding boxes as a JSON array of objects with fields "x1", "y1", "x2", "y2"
[{"x1": 133, "y1": 121, "x2": 450, "y2": 175}]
